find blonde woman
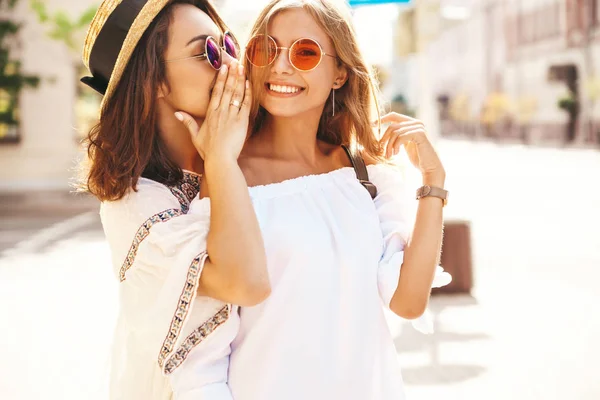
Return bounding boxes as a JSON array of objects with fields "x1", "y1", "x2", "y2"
[{"x1": 223, "y1": 0, "x2": 450, "y2": 398}]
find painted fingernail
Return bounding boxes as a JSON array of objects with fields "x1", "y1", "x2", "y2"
[
  {"x1": 174, "y1": 112, "x2": 183, "y2": 121},
  {"x1": 220, "y1": 65, "x2": 228, "y2": 74},
  {"x1": 238, "y1": 64, "x2": 244, "y2": 76}
]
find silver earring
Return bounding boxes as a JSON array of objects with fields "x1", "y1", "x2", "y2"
[{"x1": 332, "y1": 88, "x2": 336, "y2": 117}]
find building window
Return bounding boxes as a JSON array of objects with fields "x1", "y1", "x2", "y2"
[
  {"x1": 0, "y1": 87, "x2": 19, "y2": 143},
  {"x1": 541, "y1": 2, "x2": 561, "y2": 40},
  {"x1": 0, "y1": 58, "x2": 39, "y2": 144},
  {"x1": 505, "y1": 15, "x2": 517, "y2": 61}
]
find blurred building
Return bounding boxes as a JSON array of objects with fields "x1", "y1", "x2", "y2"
[
  {"x1": 0, "y1": 0, "x2": 99, "y2": 191},
  {"x1": 5, "y1": 0, "x2": 595, "y2": 193},
  {"x1": 393, "y1": 0, "x2": 600, "y2": 145},
  {"x1": 0, "y1": 0, "x2": 227, "y2": 193}
]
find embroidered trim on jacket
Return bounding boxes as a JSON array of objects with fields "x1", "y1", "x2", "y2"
[
  {"x1": 119, "y1": 208, "x2": 183, "y2": 282},
  {"x1": 119, "y1": 172, "x2": 200, "y2": 282},
  {"x1": 170, "y1": 172, "x2": 201, "y2": 213},
  {"x1": 158, "y1": 252, "x2": 230, "y2": 375}
]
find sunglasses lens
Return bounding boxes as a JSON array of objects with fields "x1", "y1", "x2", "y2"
[
  {"x1": 223, "y1": 33, "x2": 239, "y2": 59},
  {"x1": 206, "y1": 37, "x2": 222, "y2": 69},
  {"x1": 290, "y1": 39, "x2": 322, "y2": 71},
  {"x1": 246, "y1": 35, "x2": 276, "y2": 67}
]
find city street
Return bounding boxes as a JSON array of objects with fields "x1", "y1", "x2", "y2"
[{"x1": 1, "y1": 139, "x2": 599, "y2": 400}]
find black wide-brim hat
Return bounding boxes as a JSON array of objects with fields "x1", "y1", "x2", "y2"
[{"x1": 81, "y1": 0, "x2": 173, "y2": 111}]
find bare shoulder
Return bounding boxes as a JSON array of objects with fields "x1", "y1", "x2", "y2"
[
  {"x1": 325, "y1": 143, "x2": 353, "y2": 168},
  {"x1": 361, "y1": 151, "x2": 379, "y2": 166},
  {"x1": 326, "y1": 143, "x2": 380, "y2": 168}
]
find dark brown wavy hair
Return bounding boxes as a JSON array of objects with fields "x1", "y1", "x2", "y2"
[{"x1": 80, "y1": 0, "x2": 229, "y2": 201}]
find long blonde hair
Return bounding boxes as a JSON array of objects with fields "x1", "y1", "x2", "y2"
[{"x1": 244, "y1": 0, "x2": 385, "y2": 161}]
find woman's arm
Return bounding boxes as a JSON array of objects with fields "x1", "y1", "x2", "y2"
[
  {"x1": 176, "y1": 62, "x2": 269, "y2": 306},
  {"x1": 378, "y1": 112, "x2": 446, "y2": 319},
  {"x1": 390, "y1": 172, "x2": 445, "y2": 318},
  {"x1": 200, "y1": 156, "x2": 269, "y2": 306}
]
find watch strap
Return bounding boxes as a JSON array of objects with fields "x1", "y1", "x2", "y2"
[{"x1": 416, "y1": 185, "x2": 448, "y2": 206}]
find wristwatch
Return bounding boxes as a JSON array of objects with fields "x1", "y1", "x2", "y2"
[{"x1": 416, "y1": 185, "x2": 448, "y2": 207}]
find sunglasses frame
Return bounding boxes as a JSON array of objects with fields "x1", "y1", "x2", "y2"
[
  {"x1": 246, "y1": 34, "x2": 336, "y2": 72},
  {"x1": 165, "y1": 31, "x2": 240, "y2": 69}
]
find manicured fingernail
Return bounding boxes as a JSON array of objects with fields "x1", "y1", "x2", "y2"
[
  {"x1": 246, "y1": 80, "x2": 249, "y2": 89},
  {"x1": 238, "y1": 64, "x2": 244, "y2": 76},
  {"x1": 220, "y1": 65, "x2": 228, "y2": 74},
  {"x1": 174, "y1": 112, "x2": 183, "y2": 121}
]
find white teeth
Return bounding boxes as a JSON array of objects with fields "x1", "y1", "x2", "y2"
[{"x1": 269, "y1": 84, "x2": 301, "y2": 94}]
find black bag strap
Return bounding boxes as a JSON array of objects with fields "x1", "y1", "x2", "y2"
[{"x1": 341, "y1": 144, "x2": 377, "y2": 199}]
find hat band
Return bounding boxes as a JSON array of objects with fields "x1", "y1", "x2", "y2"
[{"x1": 81, "y1": 0, "x2": 147, "y2": 94}]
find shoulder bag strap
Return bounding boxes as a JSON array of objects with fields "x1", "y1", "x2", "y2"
[{"x1": 341, "y1": 144, "x2": 378, "y2": 199}]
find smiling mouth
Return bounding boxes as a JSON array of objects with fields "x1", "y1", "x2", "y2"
[{"x1": 265, "y1": 83, "x2": 306, "y2": 94}]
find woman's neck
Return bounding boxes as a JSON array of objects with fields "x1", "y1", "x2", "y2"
[
  {"x1": 156, "y1": 101, "x2": 204, "y2": 175},
  {"x1": 254, "y1": 112, "x2": 325, "y2": 165},
  {"x1": 173, "y1": 151, "x2": 204, "y2": 175}
]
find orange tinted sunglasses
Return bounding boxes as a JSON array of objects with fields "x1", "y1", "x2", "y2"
[{"x1": 246, "y1": 35, "x2": 336, "y2": 72}]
